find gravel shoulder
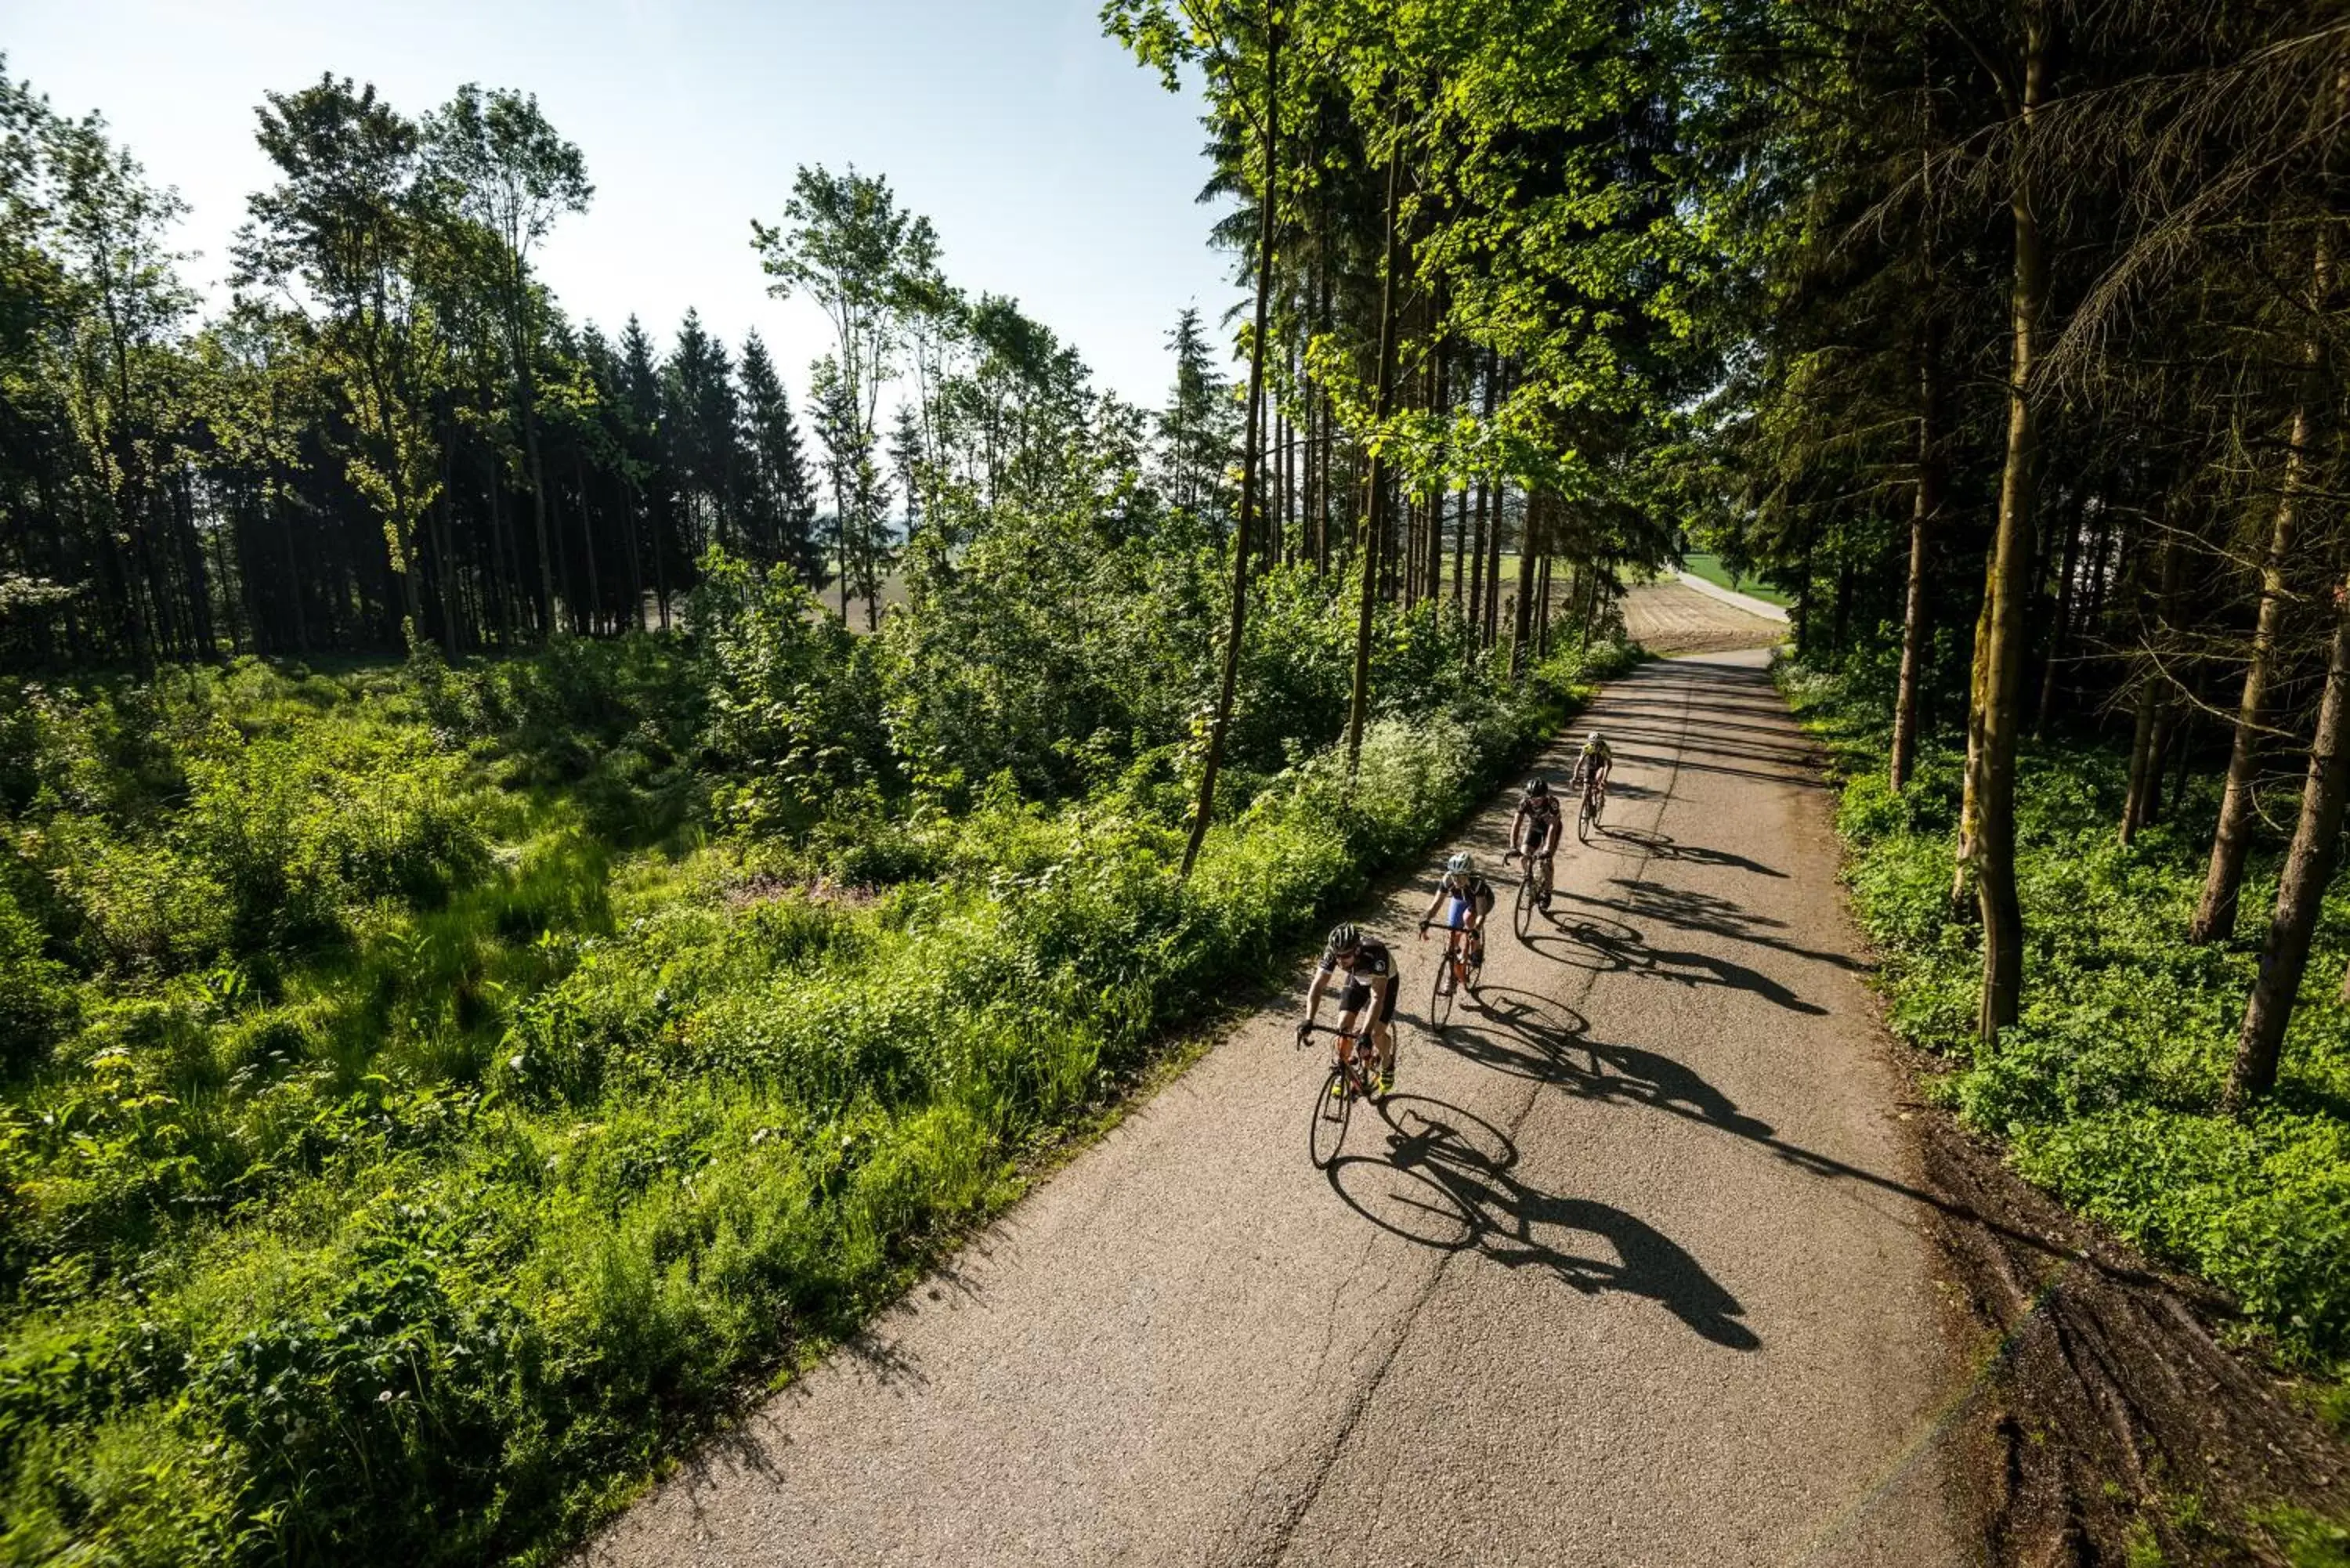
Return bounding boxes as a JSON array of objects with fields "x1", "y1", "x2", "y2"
[{"x1": 583, "y1": 625, "x2": 1966, "y2": 1568}]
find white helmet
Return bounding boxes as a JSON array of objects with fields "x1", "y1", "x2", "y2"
[{"x1": 1445, "y1": 851, "x2": 1473, "y2": 877}]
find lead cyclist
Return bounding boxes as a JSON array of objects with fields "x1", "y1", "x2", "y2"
[{"x1": 1570, "y1": 732, "x2": 1614, "y2": 817}]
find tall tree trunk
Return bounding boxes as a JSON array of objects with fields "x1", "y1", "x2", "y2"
[
  {"x1": 1452, "y1": 469, "x2": 1469, "y2": 612},
  {"x1": 1972, "y1": 6, "x2": 2051, "y2": 1045},
  {"x1": 1184, "y1": 11, "x2": 1279, "y2": 876},
  {"x1": 2226, "y1": 576, "x2": 2350, "y2": 1111},
  {"x1": 1469, "y1": 468, "x2": 1490, "y2": 634},
  {"x1": 1277, "y1": 406, "x2": 1292, "y2": 565},
  {"x1": 2034, "y1": 493, "x2": 2084, "y2": 736},
  {"x1": 1425, "y1": 351, "x2": 1447, "y2": 598},
  {"x1": 2120, "y1": 526, "x2": 2182, "y2": 842},
  {"x1": 1535, "y1": 553, "x2": 1553, "y2": 659},
  {"x1": 519, "y1": 327, "x2": 555, "y2": 638},
  {"x1": 1791, "y1": 544, "x2": 1813, "y2": 657},
  {"x1": 1347, "y1": 105, "x2": 1405, "y2": 778},
  {"x1": 1511, "y1": 495, "x2": 1541, "y2": 677},
  {"x1": 1890, "y1": 344, "x2": 1940, "y2": 792},
  {"x1": 432, "y1": 481, "x2": 459, "y2": 659},
  {"x1": 2192, "y1": 234, "x2": 2331, "y2": 944},
  {"x1": 652, "y1": 490, "x2": 671, "y2": 632},
  {"x1": 2169, "y1": 685, "x2": 2197, "y2": 816},
  {"x1": 623, "y1": 478, "x2": 645, "y2": 634},
  {"x1": 574, "y1": 450, "x2": 602, "y2": 636}
]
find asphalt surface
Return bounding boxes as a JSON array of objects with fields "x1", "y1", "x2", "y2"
[{"x1": 584, "y1": 591, "x2": 1965, "y2": 1568}]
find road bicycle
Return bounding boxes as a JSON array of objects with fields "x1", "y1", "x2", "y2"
[
  {"x1": 1503, "y1": 848, "x2": 1553, "y2": 940},
  {"x1": 1419, "y1": 916, "x2": 1482, "y2": 1029},
  {"x1": 1297, "y1": 1020, "x2": 1380, "y2": 1169},
  {"x1": 1576, "y1": 771, "x2": 1607, "y2": 842}
]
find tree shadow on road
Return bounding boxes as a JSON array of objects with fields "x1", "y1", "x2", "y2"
[
  {"x1": 1326, "y1": 1093, "x2": 1760, "y2": 1350},
  {"x1": 1426, "y1": 989, "x2": 2174, "y2": 1292}
]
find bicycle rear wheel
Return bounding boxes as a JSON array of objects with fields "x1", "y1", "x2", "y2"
[
  {"x1": 1427, "y1": 959, "x2": 1454, "y2": 1030},
  {"x1": 1310, "y1": 1064, "x2": 1352, "y2": 1168}
]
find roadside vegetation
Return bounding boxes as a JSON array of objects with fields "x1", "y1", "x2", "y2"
[
  {"x1": 1785, "y1": 654, "x2": 2350, "y2": 1375},
  {"x1": 9, "y1": 0, "x2": 2348, "y2": 1558},
  {"x1": 0, "y1": 555, "x2": 1629, "y2": 1563}
]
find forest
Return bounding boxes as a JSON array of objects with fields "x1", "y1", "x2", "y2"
[{"x1": 2, "y1": 0, "x2": 2348, "y2": 1562}]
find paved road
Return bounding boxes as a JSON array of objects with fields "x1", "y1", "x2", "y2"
[{"x1": 585, "y1": 601, "x2": 1965, "y2": 1568}]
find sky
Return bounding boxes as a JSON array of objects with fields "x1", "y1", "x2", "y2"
[{"x1": 2, "y1": 0, "x2": 1242, "y2": 409}]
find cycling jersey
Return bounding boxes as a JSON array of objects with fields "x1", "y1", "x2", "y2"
[
  {"x1": 1519, "y1": 793, "x2": 1562, "y2": 849},
  {"x1": 1318, "y1": 937, "x2": 1398, "y2": 1022},
  {"x1": 1579, "y1": 740, "x2": 1613, "y2": 772},
  {"x1": 1439, "y1": 876, "x2": 1494, "y2": 929}
]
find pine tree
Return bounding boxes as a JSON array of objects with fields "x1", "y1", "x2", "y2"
[
  {"x1": 737, "y1": 328, "x2": 821, "y2": 583},
  {"x1": 1157, "y1": 304, "x2": 1238, "y2": 527}
]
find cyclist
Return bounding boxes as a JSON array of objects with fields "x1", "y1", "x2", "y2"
[
  {"x1": 1509, "y1": 776, "x2": 1564, "y2": 909},
  {"x1": 1419, "y1": 851, "x2": 1493, "y2": 983},
  {"x1": 1296, "y1": 921, "x2": 1398, "y2": 1097},
  {"x1": 1571, "y1": 732, "x2": 1614, "y2": 820}
]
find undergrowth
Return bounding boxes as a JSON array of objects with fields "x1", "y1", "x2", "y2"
[
  {"x1": 0, "y1": 559, "x2": 1629, "y2": 1566},
  {"x1": 1777, "y1": 654, "x2": 2350, "y2": 1375}
]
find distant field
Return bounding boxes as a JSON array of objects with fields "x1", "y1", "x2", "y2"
[{"x1": 1680, "y1": 552, "x2": 1796, "y2": 608}]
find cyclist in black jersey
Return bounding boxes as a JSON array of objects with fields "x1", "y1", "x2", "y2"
[
  {"x1": 1297, "y1": 922, "x2": 1397, "y2": 1096},
  {"x1": 1510, "y1": 776, "x2": 1564, "y2": 909}
]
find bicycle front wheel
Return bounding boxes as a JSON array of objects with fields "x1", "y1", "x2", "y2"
[
  {"x1": 1428, "y1": 959, "x2": 1454, "y2": 1030},
  {"x1": 1578, "y1": 795, "x2": 1595, "y2": 843},
  {"x1": 1513, "y1": 872, "x2": 1535, "y2": 940},
  {"x1": 1310, "y1": 1064, "x2": 1352, "y2": 1168}
]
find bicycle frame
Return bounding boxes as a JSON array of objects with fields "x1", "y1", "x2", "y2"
[{"x1": 1302, "y1": 1021, "x2": 1378, "y2": 1086}]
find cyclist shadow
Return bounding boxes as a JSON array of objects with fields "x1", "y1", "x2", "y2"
[
  {"x1": 1605, "y1": 827, "x2": 1788, "y2": 879},
  {"x1": 1325, "y1": 1094, "x2": 1759, "y2": 1351},
  {"x1": 1437, "y1": 986, "x2": 1777, "y2": 1143},
  {"x1": 1519, "y1": 920, "x2": 1642, "y2": 975},
  {"x1": 1434, "y1": 985, "x2": 1587, "y2": 1079}
]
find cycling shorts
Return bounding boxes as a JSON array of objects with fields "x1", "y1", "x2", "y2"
[{"x1": 1340, "y1": 977, "x2": 1399, "y2": 1024}]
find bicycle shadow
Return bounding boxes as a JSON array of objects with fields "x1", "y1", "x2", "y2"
[
  {"x1": 1325, "y1": 1093, "x2": 1759, "y2": 1350},
  {"x1": 1426, "y1": 985, "x2": 1589, "y2": 1079}
]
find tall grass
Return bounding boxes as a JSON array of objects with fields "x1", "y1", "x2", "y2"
[{"x1": 0, "y1": 632, "x2": 1627, "y2": 1566}]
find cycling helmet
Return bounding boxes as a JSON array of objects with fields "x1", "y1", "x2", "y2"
[
  {"x1": 1585, "y1": 731, "x2": 1606, "y2": 746},
  {"x1": 1525, "y1": 777, "x2": 1550, "y2": 797},
  {"x1": 1445, "y1": 851, "x2": 1473, "y2": 877},
  {"x1": 1325, "y1": 922, "x2": 1362, "y2": 955}
]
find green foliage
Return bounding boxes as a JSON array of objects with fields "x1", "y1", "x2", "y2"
[
  {"x1": 1785, "y1": 662, "x2": 2350, "y2": 1371},
  {"x1": 2254, "y1": 1505, "x2": 2350, "y2": 1568},
  {"x1": 0, "y1": 588, "x2": 1629, "y2": 1563}
]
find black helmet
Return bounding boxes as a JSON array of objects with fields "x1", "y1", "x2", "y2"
[
  {"x1": 1325, "y1": 922, "x2": 1362, "y2": 955},
  {"x1": 1525, "y1": 777, "x2": 1550, "y2": 798}
]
